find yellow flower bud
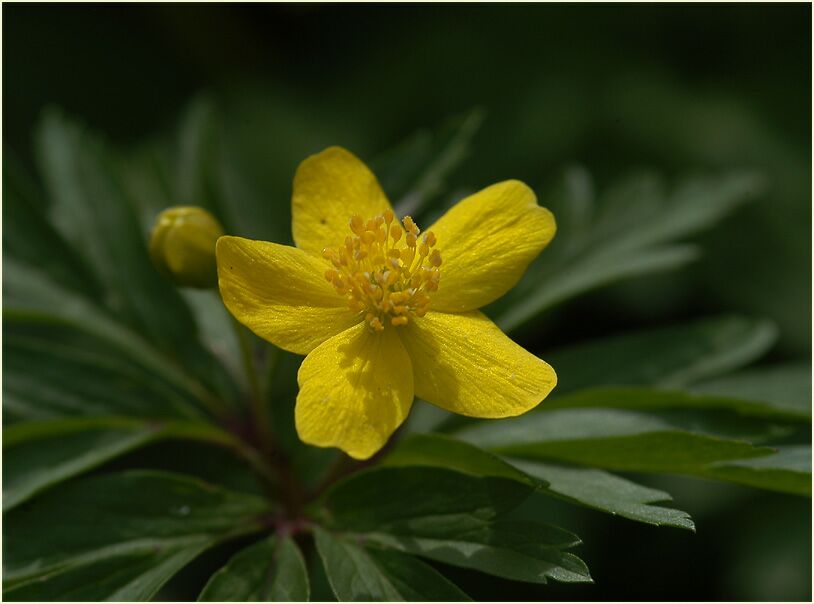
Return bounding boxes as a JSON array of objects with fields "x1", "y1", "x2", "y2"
[{"x1": 149, "y1": 206, "x2": 224, "y2": 289}]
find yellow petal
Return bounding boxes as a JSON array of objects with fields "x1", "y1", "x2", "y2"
[
  {"x1": 427, "y1": 180, "x2": 556, "y2": 312},
  {"x1": 400, "y1": 310, "x2": 556, "y2": 417},
  {"x1": 292, "y1": 147, "x2": 395, "y2": 256},
  {"x1": 217, "y1": 236, "x2": 361, "y2": 355},
  {"x1": 296, "y1": 323, "x2": 414, "y2": 460}
]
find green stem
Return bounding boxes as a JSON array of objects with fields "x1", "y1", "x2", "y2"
[
  {"x1": 231, "y1": 317, "x2": 275, "y2": 455},
  {"x1": 312, "y1": 453, "x2": 355, "y2": 498},
  {"x1": 263, "y1": 343, "x2": 282, "y2": 403}
]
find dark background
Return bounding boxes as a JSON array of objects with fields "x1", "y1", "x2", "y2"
[{"x1": 4, "y1": 3, "x2": 812, "y2": 600}]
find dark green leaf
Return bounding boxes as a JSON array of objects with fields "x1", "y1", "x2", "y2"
[
  {"x1": 358, "y1": 521, "x2": 591, "y2": 586},
  {"x1": 36, "y1": 110, "x2": 195, "y2": 353},
  {"x1": 174, "y1": 96, "x2": 226, "y2": 222},
  {"x1": 510, "y1": 459, "x2": 695, "y2": 530},
  {"x1": 34, "y1": 111, "x2": 237, "y2": 406},
  {"x1": 543, "y1": 316, "x2": 778, "y2": 395},
  {"x1": 372, "y1": 108, "x2": 485, "y2": 217},
  {"x1": 496, "y1": 172, "x2": 765, "y2": 331},
  {"x1": 455, "y1": 408, "x2": 776, "y2": 474},
  {"x1": 4, "y1": 546, "x2": 208, "y2": 601},
  {"x1": 3, "y1": 150, "x2": 102, "y2": 300},
  {"x1": 314, "y1": 528, "x2": 471, "y2": 601},
  {"x1": 3, "y1": 471, "x2": 270, "y2": 601},
  {"x1": 4, "y1": 249, "x2": 226, "y2": 423},
  {"x1": 498, "y1": 245, "x2": 699, "y2": 330},
  {"x1": 319, "y1": 466, "x2": 533, "y2": 532},
  {"x1": 3, "y1": 313, "x2": 206, "y2": 423},
  {"x1": 381, "y1": 433, "x2": 541, "y2": 487},
  {"x1": 3, "y1": 417, "x2": 245, "y2": 512},
  {"x1": 3, "y1": 419, "x2": 155, "y2": 512},
  {"x1": 319, "y1": 467, "x2": 588, "y2": 585},
  {"x1": 543, "y1": 386, "x2": 810, "y2": 423},
  {"x1": 199, "y1": 535, "x2": 310, "y2": 601},
  {"x1": 691, "y1": 363, "x2": 811, "y2": 420},
  {"x1": 704, "y1": 446, "x2": 811, "y2": 496}
]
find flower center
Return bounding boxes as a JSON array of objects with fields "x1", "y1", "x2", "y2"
[{"x1": 322, "y1": 210, "x2": 442, "y2": 331}]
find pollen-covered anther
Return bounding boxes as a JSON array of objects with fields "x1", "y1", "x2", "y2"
[{"x1": 322, "y1": 213, "x2": 442, "y2": 331}]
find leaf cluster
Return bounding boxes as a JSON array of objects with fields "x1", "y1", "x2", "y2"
[{"x1": 3, "y1": 103, "x2": 810, "y2": 601}]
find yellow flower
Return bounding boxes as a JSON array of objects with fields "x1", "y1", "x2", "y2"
[{"x1": 217, "y1": 147, "x2": 557, "y2": 460}]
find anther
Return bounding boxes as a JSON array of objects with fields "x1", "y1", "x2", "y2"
[{"x1": 323, "y1": 212, "x2": 441, "y2": 331}]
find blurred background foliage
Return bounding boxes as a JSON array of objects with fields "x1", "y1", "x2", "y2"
[{"x1": 4, "y1": 3, "x2": 811, "y2": 601}]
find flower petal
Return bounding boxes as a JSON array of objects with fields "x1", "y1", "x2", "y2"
[
  {"x1": 296, "y1": 323, "x2": 414, "y2": 460},
  {"x1": 292, "y1": 147, "x2": 395, "y2": 256},
  {"x1": 400, "y1": 310, "x2": 556, "y2": 417},
  {"x1": 427, "y1": 180, "x2": 556, "y2": 312},
  {"x1": 217, "y1": 236, "x2": 361, "y2": 355}
]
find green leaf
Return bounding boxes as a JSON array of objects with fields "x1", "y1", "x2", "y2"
[
  {"x1": 4, "y1": 547, "x2": 208, "y2": 602},
  {"x1": 319, "y1": 466, "x2": 534, "y2": 532},
  {"x1": 498, "y1": 245, "x2": 699, "y2": 330},
  {"x1": 704, "y1": 446, "x2": 811, "y2": 496},
  {"x1": 496, "y1": 172, "x2": 764, "y2": 331},
  {"x1": 2, "y1": 417, "x2": 246, "y2": 512},
  {"x1": 543, "y1": 316, "x2": 778, "y2": 395},
  {"x1": 3, "y1": 313, "x2": 205, "y2": 423},
  {"x1": 2, "y1": 150, "x2": 102, "y2": 300},
  {"x1": 34, "y1": 111, "x2": 237, "y2": 406},
  {"x1": 3, "y1": 418, "x2": 155, "y2": 512},
  {"x1": 314, "y1": 528, "x2": 471, "y2": 601},
  {"x1": 174, "y1": 96, "x2": 226, "y2": 222},
  {"x1": 510, "y1": 459, "x2": 695, "y2": 530},
  {"x1": 36, "y1": 110, "x2": 196, "y2": 354},
  {"x1": 358, "y1": 522, "x2": 591, "y2": 586},
  {"x1": 455, "y1": 407, "x2": 776, "y2": 474},
  {"x1": 319, "y1": 467, "x2": 589, "y2": 585},
  {"x1": 3, "y1": 471, "x2": 270, "y2": 601},
  {"x1": 691, "y1": 363, "x2": 812, "y2": 420},
  {"x1": 372, "y1": 108, "x2": 485, "y2": 217},
  {"x1": 543, "y1": 385, "x2": 810, "y2": 424},
  {"x1": 381, "y1": 433, "x2": 541, "y2": 487},
  {"x1": 199, "y1": 535, "x2": 310, "y2": 601}
]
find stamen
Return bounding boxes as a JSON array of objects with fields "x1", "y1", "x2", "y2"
[{"x1": 321, "y1": 212, "x2": 442, "y2": 332}]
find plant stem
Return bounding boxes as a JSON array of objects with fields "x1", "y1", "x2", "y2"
[
  {"x1": 231, "y1": 317, "x2": 275, "y2": 455},
  {"x1": 312, "y1": 453, "x2": 355, "y2": 498}
]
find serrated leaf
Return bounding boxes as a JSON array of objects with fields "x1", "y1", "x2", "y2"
[
  {"x1": 455, "y1": 407, "x2": 776, "y2": 474},
  {"x1": 3, "y1": 419, "x2": 156, "y2": 512},
  {"x1": 704, "y1": 446, "x2": 811, "y2": 496},
  {"x1": 498, "y1": 244, "x2": 699, "y2": 328},
  {"x1": 4, "y1": 254, "x2": 226, "y2": 423},
  {"x1": 314, "y1": 528, "x2": 471, "y2": 601},
  {"x1": 319, "y1": 467, "x2": 589, "y2": 585},
  {"x1": 372, "y1": 108, "x2": 485, "y2": 217},
  {"x1": 319, "y1": 466, "x2": 534, "y2": 532},
  {"x1": 381, "y1": 433, "x2": 541, "y2": 487},
  {"x1": 36, "y1": 110, "x2": 196, "y2": 354},
  {"x1": 691, "y1": 363, "x2": 812, "y2": 420},
  {"x1": 4, "y1": 545, "x2": 208, "y2": 601},
  {"x1": 34, "y1": 111, "x2": 237, "y2": 406},
  {"x1": 174, "y1": 97, "x2": 226, "y2": 222},
  {"x1": 510, "y1": 459, "x2": 695, "y2": 530},
  {"x1": 542, "y1": 385, "x2": 811, "y2": 424},
  {"x1": 496, "y1": 172, "x2": 764, "y2": 331},
  {"x1": 199, "y1": 535, "x2": 309, "y2": 601},
  {"x1": 3, "y1": 312, "x2": 206, "y2": 423},
  {"x1": 543, "y1": 316, "x2": 778, "y2": 395},
  {"x1": 3, "y1": 471, "x2": 270, "y2": 601},
  {"x1": 3, "y1": 150, "x2": 102, "y2": 300},
  {"x1": 2, "y1": 417, "x2": 244, "y2": 512},
  {"x1": 359, "y1": 521, "x2": 590, "y2": 586}
]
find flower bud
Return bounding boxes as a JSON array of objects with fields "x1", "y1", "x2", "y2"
[{"x1": 149, "y1": 206, "x2": 224, "y2": 289}]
